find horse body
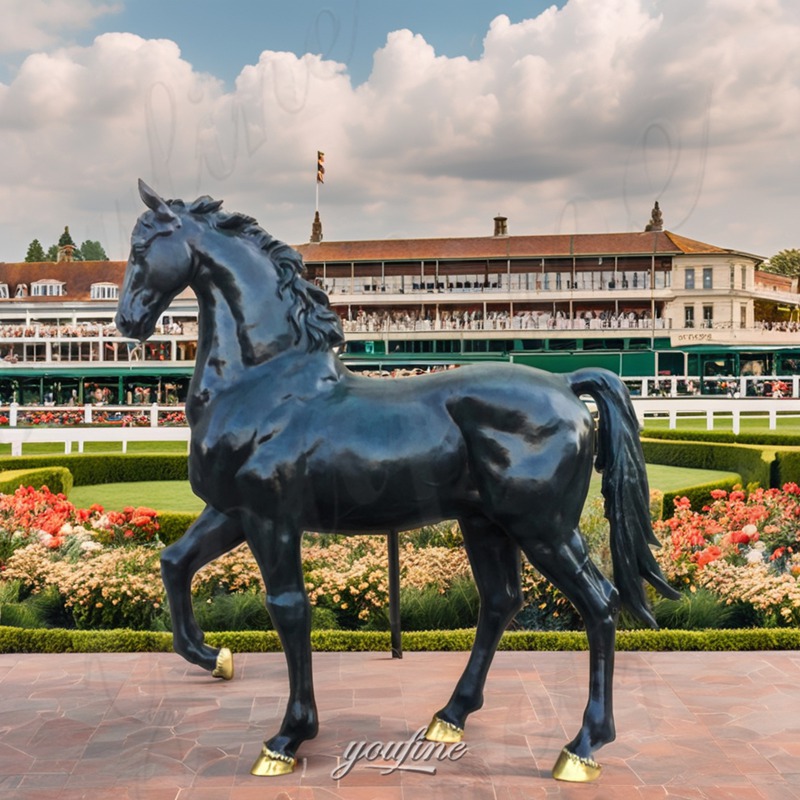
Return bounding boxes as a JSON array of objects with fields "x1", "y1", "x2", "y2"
[
  {"x1": 189, "y1": 357, "x2": 593, "y2": 533},
  {"x1": 116, "y1": 180, "x2": 679, "y2": 783}
]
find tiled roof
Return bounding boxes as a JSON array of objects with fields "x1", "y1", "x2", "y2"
[
  {"x1": 0, "y1": 261, "x2": 126, "y2": 302},
  {"x1": 294, "y1": 230, "x2": 749, "y2": 263},
  {"x1": 0, "y1": 227, "x2": 763, "y2": 304}
]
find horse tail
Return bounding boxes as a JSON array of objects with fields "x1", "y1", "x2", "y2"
[{"x1": 568, "y1": 368, "x2": 680, "y2": 628}]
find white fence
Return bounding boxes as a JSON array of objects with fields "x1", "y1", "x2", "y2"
[
  {"x1": 0, "y1": 404, "x2": 189, "y2": 456},
  {"x1": 2, "y1": 397, "x2": 800, "y2": 456},
  {"x1": 629, "y1": 397, "x2": 800, "y2": 433}
]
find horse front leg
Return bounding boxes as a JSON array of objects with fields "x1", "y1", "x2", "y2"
[
  {"x1": 426, "y1": 515, "x2": 523, "y2": 743},
  {"x1": 160, "y1": 505, "x2": 245, "y2": 675},
  {"x1": 243, "y1": 518, "x2": 318, "y2": 776}
]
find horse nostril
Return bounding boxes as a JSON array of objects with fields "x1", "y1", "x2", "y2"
[{"x1": 115, "y1": 313, "x2": 131, "y2": 333}]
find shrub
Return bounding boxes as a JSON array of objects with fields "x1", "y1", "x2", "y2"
[
  {"x1": 641, "y1": 428, "x2": 800, "y2": 447},
  {"x1": 0, "y1": 454, "x2": 188, "y2": 487},
  {"x1": 302, "y1": 534, "x2": 472, "y2": 628},
  {"x1": 157, "y1": 512, "x2": 198, "y2": 544},
  {"x1": 0, "y1": 467, "x2": 73, "y2": 496},
  {"x1": 654, "y1": 484, "x2": 800, "y2": 626},
  {"x1": 641, "y1": 439, "x2": 774, "y2": 488},
  {"x1": 775, "y1": 450, "x2": 800, "y2": 486},
  {"x1": 2, "y1": 625, "x2": 799, "y2": 654},
  {"x1": 193, "y1": 589, "x2": 272, "y2": 632},
  {"x1": 10, "y1": 545, "x2": 167, "y2": 630},
  {"x1": 661, "y1": 476, "x2": 742, "y2": 514},
  {"x1": 399, "y1": 577, "x2": 479, "y2": 631},
  {"x1": 652, "y1": 588, "x2": 742, "y2": 630}
]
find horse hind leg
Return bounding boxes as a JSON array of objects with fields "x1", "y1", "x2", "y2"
[
  {"x1": 160, "y1": 505, "x2": 245, "y2": 676},
  {"x1": 426, "y1": 514, "x2": 523, "y2": 743},
  {"x1": 515, "y1": 524, "x2": 620, "y2": 783}
]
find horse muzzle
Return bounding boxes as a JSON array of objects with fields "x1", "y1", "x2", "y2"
[{"x1": 115, "y1": 308, "x2": 155, "y2": 342}]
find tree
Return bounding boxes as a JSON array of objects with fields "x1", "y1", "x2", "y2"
[
  {"x1": 24, "y1": 239, "x2": 45, "y2": 262},
  {"x1": 763, "y1": 248, "x2": 800, "y2": 277},
  {"x1": 45, "y1": 244, "x2": 59, "y2": 261},
  {"x1": 78, "y1": 240, "x2": 108, "y2": 261}
]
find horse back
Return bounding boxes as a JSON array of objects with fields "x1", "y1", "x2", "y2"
[{"x1": 193, "y1": 362, "x2": 594, "y2": 531}]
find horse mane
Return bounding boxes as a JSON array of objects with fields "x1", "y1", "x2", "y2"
[{"x1": 177, "y1": 195, "x2": 345, "y2": 353}]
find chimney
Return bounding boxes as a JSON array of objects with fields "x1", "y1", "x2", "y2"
[
  {"x1": 310, "y1": 210, "x2": 323, "y2": 243},
  {"x1": 493, "y1": 215, "x2": 508, "y2": 236}
]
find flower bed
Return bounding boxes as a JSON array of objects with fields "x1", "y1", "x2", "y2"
[
  {"x1": 654, "y1": 485, "x2": 800, "y2": 625},
  {"x1": 4, "y1": 483, "x2": 798, "y2": 636}
]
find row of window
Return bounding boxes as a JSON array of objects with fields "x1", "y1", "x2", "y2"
[
  {"x1": 684, "y1": 304, "x2": 748, "y2": 328},
  {"x1": 0, "y1": 283, "x2": 119, "y2": 300},
  {"x1": 684, "y1": 265, "x2": 748, "y2": 291}
]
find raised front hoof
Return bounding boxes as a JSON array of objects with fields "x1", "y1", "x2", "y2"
[
  {"x1": 424, "y1": 715, "x2": 464, "y2": 744},
  {"x1": 552, "y1": 747, "x2": 602, "y2": 783},
  {"x1": 211, "y1": 647, "x2": 234, "y2": 680},
  {"x1": 250, "y1": 745, "x2": 297, "y2": 776}
]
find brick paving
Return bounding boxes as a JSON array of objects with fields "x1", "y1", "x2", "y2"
[{"x1": 0, "y1": 649, "x2": 799, "y2": 799}]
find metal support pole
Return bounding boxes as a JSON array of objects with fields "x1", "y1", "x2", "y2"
[{"x1": 387, "y1": 529, "x2": 402, "y2": 659}]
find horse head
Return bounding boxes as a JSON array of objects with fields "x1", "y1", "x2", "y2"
[{"x1": 116, "y1": 179, "x2": 206, "y2": 341}]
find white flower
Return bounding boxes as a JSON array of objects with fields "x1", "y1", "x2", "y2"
[
  {"x1": 36, "y1": 531, "x2": 53, "y2": 546},
  {"x1": 746, "y1": 549, "x2": 765, "y2": 564},
  {"x1": 742, "y1": 524, "x2": 758, "y2": 537},
  {"x1": 59, "y1": 523, "x2": 73, "y2": 536},
  {"x1": 80, "y1": 540, "x2": 103, "y2": 553}
]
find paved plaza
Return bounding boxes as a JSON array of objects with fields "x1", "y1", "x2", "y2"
[{"x1": 0, "y1": 648, "x2": 799, "y2": 799}]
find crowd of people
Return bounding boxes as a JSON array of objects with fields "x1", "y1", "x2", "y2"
[
  {"x1": 339, "y1": 308, "x2": 666, "y2": 332},
  {"x1": 0, "y1": 323, "x2": 119, "y2": 338},
  {"x1": 0, "y1": 320, "x2": 185, "y2": 339},
  {"x1": 755, "y1": 320, "x2": 800, "y2": 333}
]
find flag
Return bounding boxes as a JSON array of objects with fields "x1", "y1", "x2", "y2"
[{"x1": 316, "y1": 151, "x2": 325, "y2": 184}]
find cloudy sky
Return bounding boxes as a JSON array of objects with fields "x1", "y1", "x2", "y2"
[{"x1": 0, "y1": 0, "x2": 798, "y2": 263}]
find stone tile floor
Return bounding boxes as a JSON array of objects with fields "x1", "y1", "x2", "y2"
[{"x1": 0, "y1": 649, "x2": 799, "y2": 799}]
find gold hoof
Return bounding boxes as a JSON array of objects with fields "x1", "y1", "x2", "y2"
[
  {"x1": 250, "y1": 745, "x2": 297, "y2": 776},
  {"x1": 424, "y1": 715, "x2": 464, "y2": 743},
  {"x1": 552, "y1": 747, "x2": 602, "y2": 782},
  {"x1": 211, "y1": 647, "x2": 234, "y2": 680}
]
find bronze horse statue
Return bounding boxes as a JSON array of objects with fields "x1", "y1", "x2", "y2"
[{"x1": 116, "y1": 180, "x2": 679, "y2": 782}]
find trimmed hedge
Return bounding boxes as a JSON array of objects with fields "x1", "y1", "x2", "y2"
[
  {"x1": 642, "y1": 428, "x2": 800, "y2": 447},
  {"x1": 0, "y1": 453, "x2": 187, "y2": 487},
  {"x1": 1, "y1": 626, "x2": 798, "y2": 653},
  {"x1": 775, "y1": 450, "x2": 800, "y2": 486},
  {"x1": 0, "y1": 466, "x2": 73, "y2": 496},
  {"x1": 661, "y1": 475, "x2": 741, "y2": 513},
  {"x1": 641, "y1": 438, "x2": 775, "y2": 488},
  {"x1": 158, "y1": 512, "x2": 199, "y2": 544}
]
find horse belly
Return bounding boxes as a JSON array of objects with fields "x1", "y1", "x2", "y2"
[{"x1": 301, "y1": 424, "x2": 473, "y2": 532}]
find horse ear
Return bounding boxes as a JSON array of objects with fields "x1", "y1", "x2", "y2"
[{"x1": 138, "y1": 179, "x2": 178, "y2": 222}]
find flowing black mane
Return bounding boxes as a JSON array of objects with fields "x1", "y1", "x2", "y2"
[{"x1": 171, "y1": 195, "x2": 344, "y2": 353}]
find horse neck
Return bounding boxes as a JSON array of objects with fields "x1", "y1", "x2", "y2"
[{"x1": 188, "y1": 239, "x2": 301, "y2": 402}]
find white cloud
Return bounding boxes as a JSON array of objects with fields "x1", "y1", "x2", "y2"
[
  {"x1": 0, "y1": 0, "x2": 799, "y2": 262},
  {"x1": 0, "y1": 0, "x2": 119, "y2": 54}
]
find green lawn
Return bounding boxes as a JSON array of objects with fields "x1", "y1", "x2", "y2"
[
  {"x1": 642, "y1": 413, "x2": 800, "y2": 435},
  {"x1": 0, "y1": 440, "x2": 189, "y2": 456},
  {"x1": 69, "y1": 480, "x2": 205, "y2": 513},
  {"x1": 68, "y1": 464, "x2": 740, "y2": 514}
]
